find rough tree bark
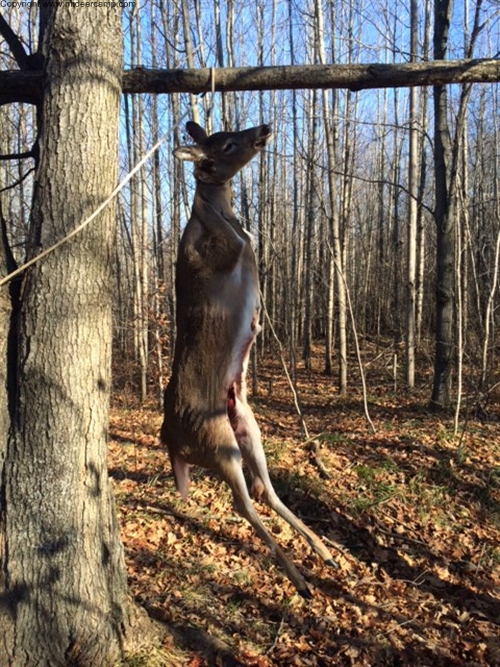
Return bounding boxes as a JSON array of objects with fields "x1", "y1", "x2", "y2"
[
  {"x1": 0, "y1": 7, "x2": 158, "y2": 665},
  {"x1": 406, "y1": 0, "x2": 418, "y2": 389},
  {"x1": 431, "y1": 0, "x2": 454, "y2": 409},
  {"x1": 316, "y1": 0, "x2": 348, "y2": 391},
  {"x1": 0, "y1": 215, "x2": 10, "y2": 540}
]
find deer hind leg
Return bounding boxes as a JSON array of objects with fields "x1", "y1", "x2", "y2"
[
  {"x1": 168, "y1": 450, "x2": 191, "y2": 501},
  {"x1": 216, "y1": 438, "x2": 312, "y2": 598},
  {"x1": 231, "y1": 398, "x2": 337, "y2": 567}
]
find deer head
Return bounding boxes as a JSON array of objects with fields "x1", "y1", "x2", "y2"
[{"x1": 174, "y1": 121, "x2": 273, "y2": 184}]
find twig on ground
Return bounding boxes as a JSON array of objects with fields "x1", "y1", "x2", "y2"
[{"x1": 309, "y1": 439, "x2": 331, "y2": 479}]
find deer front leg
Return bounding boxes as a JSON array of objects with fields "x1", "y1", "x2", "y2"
[
  {"x1": 192, "y1": 196, "x2": 245, "y2": 267},
  {"x1": 230, "y1": 397, "x2": 337, "y2": 567}
]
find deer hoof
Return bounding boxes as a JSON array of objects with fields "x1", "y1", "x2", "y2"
[
  {"x1": 325, "y1": 558, "x2": 339, "y2": 568},
  {"x1": 298, "y1": 586, "x2": 313, "y2": 600}
]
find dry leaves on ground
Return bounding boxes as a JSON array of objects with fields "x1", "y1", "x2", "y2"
[{"x1": 110, "y1": 355, "x2": 500, "y2": 666}]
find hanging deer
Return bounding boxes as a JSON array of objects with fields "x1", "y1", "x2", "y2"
[{"x1": 161, "y1": 121, "x2": 335, "y2": 597}]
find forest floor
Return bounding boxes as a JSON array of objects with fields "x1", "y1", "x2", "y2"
[{"x1": 110, "y1": 351, "x2": 500, "y2": 666}]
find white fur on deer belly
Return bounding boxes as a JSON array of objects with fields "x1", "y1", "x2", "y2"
[{"x1": 225, "y1": 279, "x2": 258, "y2": 384}]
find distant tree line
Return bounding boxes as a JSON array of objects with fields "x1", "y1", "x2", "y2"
[{"x1": 1, "y1": 1, "x2": 499, "y2": 409}]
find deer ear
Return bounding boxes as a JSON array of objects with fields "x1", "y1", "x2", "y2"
[
  {"x1": 186, "y1": 121, "x2": 208, "y2": 145},
  {"x1": 173, "y1": 145, "x2": 206, "y2": 162}
]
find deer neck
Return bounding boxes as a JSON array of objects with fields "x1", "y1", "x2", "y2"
[{"x1": 194, "y1": 180, "x2": 235, "y2": 220}]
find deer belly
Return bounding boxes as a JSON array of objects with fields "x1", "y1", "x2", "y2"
[
  {"x1": 225, "y1": 296, "x2": 260, "y2": 386},
  {"x1": 218, "y1": 254, "x2": 258, "y2": 379}
]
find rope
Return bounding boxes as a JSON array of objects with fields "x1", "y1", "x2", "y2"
[{"x1": 0, "y1": 107, "x2": 191, "y2": 287}]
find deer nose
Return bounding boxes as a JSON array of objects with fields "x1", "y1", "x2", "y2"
[{"x1": 255, "y1": 125, "x2": 273, "y2": 148}]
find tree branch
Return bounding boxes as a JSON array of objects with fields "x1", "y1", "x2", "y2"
[
  {"x1": 0, "y1": 71, "x2": 43, "y2": 106},
  {"x1": 0, "y1": 167, "x2": 35, "y2": 194},
  {"x1": 0, "y1": 150, "x2": 36, "y2": 161},
  {"x1": 0, "y1": 11, "x2": 31, "y2": 70},
  {"x1": 122, "y1": 59, "x2": 500, "y2": 94},
  {"x1": 0, "y1": 58, "x2": 499, "y2": 106}
]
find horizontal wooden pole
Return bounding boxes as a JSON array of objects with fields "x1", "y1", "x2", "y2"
[
  {"x1": 0, "y1": 70, "x2": 42, "y2": 105},
  {"x1": 1, "y1": 59, "x2": 499, "y2": 106},
  {"x1": 122, "y1": 59, "x2": 500, "y2": 94}
]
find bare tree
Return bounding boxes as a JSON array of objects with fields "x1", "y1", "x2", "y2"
[
  {"x1": 406, "y1": 0, "x2": 418, "y2": 389},
  {"x1": 316, "y1": 0, "x2": 348, "y2": 391},
  {"x1": 431, "y1": 0, "x2": 454, "y2": 408},
  {"x1": 431, "y1": 0, "x2": 487, "y2": 408},
  {"x1": 0, "y1": 8, "x2": 157, "y2": 663}
]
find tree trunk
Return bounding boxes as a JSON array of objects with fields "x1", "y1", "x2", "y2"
[
  {"x1": 302, "y1": 89, "x2": 319, "y2": 370},
  {"x1": 0, "y1": 8, "x2": 157, "y2": 665},
  {"x1": 287, "y1": 0, "x2": 301, "y2": 376},
  {"x1": 316, "y1": 0, "x2": 348, "y2": 390},
  {"x1": 431, "y1": 0, "x2": 454, "y2": 409},
  {"x1": 406, "y1": 0, "x2": 418, "y2": 389},
  {"x1": 0, "y1": 217, "x2": 14, "y2": 659}
]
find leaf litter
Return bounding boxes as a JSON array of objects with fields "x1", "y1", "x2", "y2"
[{"x1": 110, "y1": 354, "x2": 500, "y2": 666}]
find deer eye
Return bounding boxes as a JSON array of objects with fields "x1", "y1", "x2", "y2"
[{"x1": 223, "y1": 142, "x2": 237, "y2": 154}]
